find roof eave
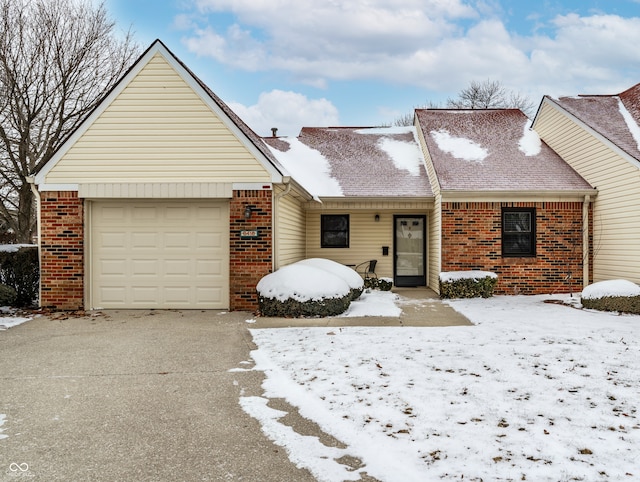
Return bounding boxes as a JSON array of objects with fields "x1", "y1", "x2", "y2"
[{"x1": 441, "y1": 189, "x2": 598, "y2": 202}]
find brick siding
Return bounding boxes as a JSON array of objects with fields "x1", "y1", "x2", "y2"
[
  {"x1": 39, "y1": 191, "x2": 84, "y2": 310},
  {"x1": 441, "y1": 201, "x2": 590, "y2": 295},
  {"x1": 229, "y1": 190, "x2": 273, "y2": 311}
]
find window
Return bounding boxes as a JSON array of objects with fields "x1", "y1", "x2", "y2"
[
  {"x1": 321, "y1": 214, "x2": 349, "y2": 248},
  {"x1": 502, "y1": 208, "x2": 535, "y2": 256}
]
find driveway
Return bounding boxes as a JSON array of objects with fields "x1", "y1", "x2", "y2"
[
  {"x1": 0, "y1": 310, "x2": 317, "y2": 481},
  {"x1": 0, "y1": 294, "x2": 469, "y2": 481}
]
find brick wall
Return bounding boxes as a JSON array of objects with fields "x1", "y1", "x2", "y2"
[
  {"x1": 229, "y1": 190, "x2": 273, "y2": 310},
  {"x1": 441, "y1": 201, "x2": 589, "y2": 294},
  {"x1": 39, "y1": 191, "x2": 84, "y2": 310}
]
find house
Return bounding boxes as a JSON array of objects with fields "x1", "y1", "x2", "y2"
[
  {"x1": 532, "y1": 82, "x2": 640, "y2": 285},
  {"x1": 263, "y1": 126, "x2": 435, "y2": 288},
  {"x1": 265, "y1": 110, "x2": 595, "y2": 297},
  {"x1": 33, "y1": 40, "x2": 313, "y2": 311},
  {"x1": 34, "y1": 39, "x2": 596, "y2": 311}
]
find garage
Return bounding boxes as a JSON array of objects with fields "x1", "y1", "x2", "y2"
[{"x1": 89, "y1": 200, "x2": 229, "y2": 309}]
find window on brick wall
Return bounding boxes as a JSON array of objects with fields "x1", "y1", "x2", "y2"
[
  {"x1": 502, "y1": 208, "x2": 536, "y2": 256},
  {"x1": 321, "y1": 214, "x2": 349, "y2": 248}
]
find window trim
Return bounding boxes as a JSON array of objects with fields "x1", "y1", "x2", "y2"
[
  {"x1": 321, "y1": 214, "x2": 350, "y2": 248},
  {"x1": 501, "y1": 207, "x2": 536, "y2": 257}
]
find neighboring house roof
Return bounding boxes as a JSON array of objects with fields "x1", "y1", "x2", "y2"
[
  {"x1": 547, "y1": 82, "x2": 640, "y2": 163},
  {"x1": 263, "y1": 126, "x2": 434, "y2": 199},
  {"x1": 35, "y1": 39, "x2": 291, "y2": 187},
  {"x1": 416, "y1": 109, "x2": 593, "y2": 192}
]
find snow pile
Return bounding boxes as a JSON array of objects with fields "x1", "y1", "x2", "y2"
[
  {"x1": 518, "y1": 121, "x2": 542, "y2": 156},
  {"x1": 257, "y1": 258, "x2": 362, "y2": 302},
  {"x1": 0, "y1": 307, "x2": 32, "y2": 330},
  {"x1": 296, "y1": 258, "x2": 364, "y2": 291},
  {"x1": 240, "y1": 294, "x2": 640, "y2": 481},
  {"x1": 581, "y1": 279, "x2": 640, "y2": 300},
  {"x1": 430, "y1": 129, "x2": 488, "y2": 162},
  {"x1": 266, "y1": 137, "x2": 343, "y2": 199},
  {"x1": 0, "y1": 244, "x2": 36, "y2": 253},
  {"x1": 440, "y1": 270, "x2": 497, "y2": 282},
  {"x1": 618, "y1": 99, "x2": 640, "y2": 151},
  {"x1": 0, "y1": 414, "x2": 7, "y2": 440}
]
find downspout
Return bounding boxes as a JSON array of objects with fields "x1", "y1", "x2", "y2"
[
  {"x1": 26, "y1": 176, "x2": 41, "y2": 306},
  {"x1": 273, "y1": 178, "x2": 292, "y2": 271},
  {"x1": 583, "y1": 195, "x2": 591, "y2": 288}
]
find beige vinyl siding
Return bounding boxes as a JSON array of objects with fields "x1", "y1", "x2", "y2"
[
  {"x1": 45, "y1": 53, "x2": 272, "y2": 185},
  {"x1": 306, "y1": 210, "x2": 395, "y2": 279},
  {"x1": 416, "y1": 122, "x2": 442, "y2": 293},
  {"x1": 305, "y1": 200, "x2": 432, "y2": 281},
  {"x1": 274, "y1": 186, "x2": 307, "y2": 268},
  {"x1": 535, "y1": 101, "x2": 640, "y2": 283}
]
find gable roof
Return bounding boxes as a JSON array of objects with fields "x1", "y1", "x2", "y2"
[
  {"x1": 544, "y1": 83, "x2": 640, "y2": 163},
  {"x1": 35, "y1": 39, "x2": 289, "y2": 187},
  {"x1": 416, "y1": 108, "x2": 593, "y2": 193},
  {"x1": 263, "y1": 126, "x2": 434, "y2": 199}
]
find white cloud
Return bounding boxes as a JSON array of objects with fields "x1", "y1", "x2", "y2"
[
  {"x1": 228, "y1": 89, "x2": 339, "y2": 137},
  {"x1": 179, "y1": 1, "x2": 640, "y2": 104}
]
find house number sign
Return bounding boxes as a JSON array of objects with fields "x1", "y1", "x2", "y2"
[{"x1": 240, "y1": 230, "x2": 259, "y2": 239}]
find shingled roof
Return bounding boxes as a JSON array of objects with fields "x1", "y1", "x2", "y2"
[
  {"x1": 263, "y1": 126, "x2": 434, "y2": 198},
  {"x1": 416, "y1": 109, "x2": 593, "y2": 192},
  {"x1": 549, "y1": 82, "x2": 640, "y2": 162}
]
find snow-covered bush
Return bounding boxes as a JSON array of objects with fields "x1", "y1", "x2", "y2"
[
  {"x1": 257, "y1": 259, "x2": 363, "y2": 317},
  {"x1": 439, "y1": 271, "x2": 498, "y2": 299},
  {"x1": 581, "y1": 280, "x2": 640, "y2": 314},
  {"x1": 296, "y1": 258, "x2": 364, "y2": 300},
  {"x1": 364, "y1": 277, "x2": 393, "y2": 291}
]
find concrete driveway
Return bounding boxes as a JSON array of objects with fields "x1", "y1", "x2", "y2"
[
  {"x1": 0, "y1": 292, "x2": 469, "y2": 481},
  {"x1": 0, "y1": 310, "x2": 318, "y2": 482}
]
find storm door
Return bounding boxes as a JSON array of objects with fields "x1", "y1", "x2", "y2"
[{"x1": 394, "y1": 215, "x2": 426, "y2": 287}]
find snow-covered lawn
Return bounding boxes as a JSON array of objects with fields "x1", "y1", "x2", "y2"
[{"x1": 240, "y1": 293, "x2": 640, "y2": 481}]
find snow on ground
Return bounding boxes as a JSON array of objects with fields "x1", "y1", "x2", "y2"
[
  {"x1": 0, "y1": 307, "x2": 32, "y2": 330},
  {"x1": 240, "y1": 292, "x2": 640, "y2": 481},
  {"x1": 0, "y1": 413, "x2": 7, "y2": 440}
]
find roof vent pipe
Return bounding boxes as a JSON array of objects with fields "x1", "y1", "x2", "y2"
[{"x1": 271, "y1": 127, "x2": 278, "y2": 137}]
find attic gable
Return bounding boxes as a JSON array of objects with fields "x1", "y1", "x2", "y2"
[
  {"x1": 544, "y1": 82, "x2": 640, "y2": 164},
  {"x1": 36, "y1": 40, "x2": 285, "y2": 189}
]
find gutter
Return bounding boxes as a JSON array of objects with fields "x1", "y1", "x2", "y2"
[
  {"x1": 272, "y1": 177, "x2": 293, "y2": 272},
  {"x1": 583, "y1": 195, "x2": 591, "y2": 288},
  {"x1": 26, "y1": 176, "x2": 41, "y2": 306}
]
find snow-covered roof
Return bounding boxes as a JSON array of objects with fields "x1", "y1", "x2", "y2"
[
  {"x1": 416, "y1": 109, "x2": 593, "y2": 192},
  {"x1": 551, "y1": 82, "x2": 640, "y2": 162},
  {"x1": 263, "y1": 126, "x2": 434, "y2": 198}
]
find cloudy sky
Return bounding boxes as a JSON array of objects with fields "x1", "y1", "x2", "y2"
[{"x1": 104, "y1": 0, "x2": 640, "y2": 136}]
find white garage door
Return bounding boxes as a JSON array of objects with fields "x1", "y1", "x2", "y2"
[{"x1": 90, "y1": 200, "x2": 229, "y2": 309}]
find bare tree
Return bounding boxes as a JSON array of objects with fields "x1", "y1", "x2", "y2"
[
  {"x1": 393, "y1": 79, "x2": 535, "y2": 127},
  {"x1": 0, "y1": 0, "x2": 139, "y2": 242},
  {"x1": 447, "y1": 79, "x2": 535, "y2": 117},
  {"x1": 392, "y1": 101, "x2": 442, "y2": 127}
]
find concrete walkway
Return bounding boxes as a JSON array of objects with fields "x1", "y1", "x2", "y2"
[
  {"x1": 251, "y1": 287, "x2": 472, "y2": 328},
  {"x1": 0, "y1": 290, "x2": 470, "y2": 481}
]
